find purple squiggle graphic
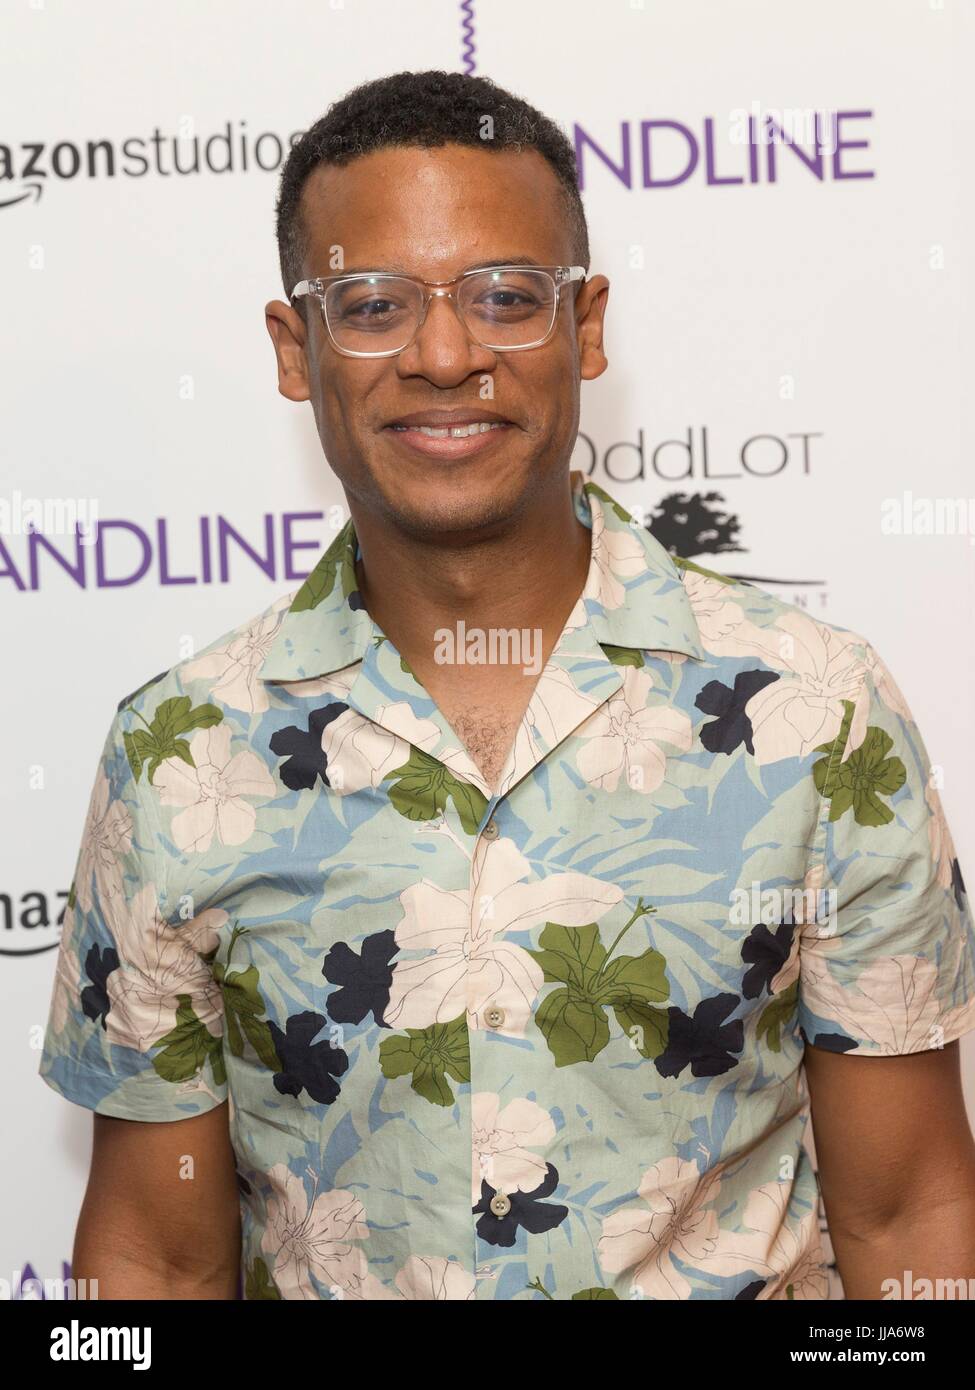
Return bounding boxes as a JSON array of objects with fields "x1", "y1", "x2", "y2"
[{"x1": 460, "y1": 0, "x2": 476, "y2": 74}]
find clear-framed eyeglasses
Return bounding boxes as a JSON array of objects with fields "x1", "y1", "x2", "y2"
[{"x1": 290, "y1": 264, "x2": 587, "y2": 358}]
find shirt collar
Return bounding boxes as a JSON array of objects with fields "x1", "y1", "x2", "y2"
[{"x1": 257, "y1": 471, "x2": 705, "y2": 683}]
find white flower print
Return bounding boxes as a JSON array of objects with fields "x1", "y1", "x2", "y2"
[
  {"x1": 799, "y1": 949, "x2": 943, "y2": 1053},
  {"x1": 153, "y1": 724, "x2": 276, "y2": 853},
  {"x1": 742, "y1": 614, "x2": 869, "y2": 765},
  {"x1": 682, "y1": 578, "x2": 872, "y2": 765},
  {"x1": 471, "y1": 1093, "x2": 556, "y2": 1203},
  {"x1": 576, "y1": 668, "x2": 693, "y2": 793},
  {"x1": 181, "y1": 604, "x2": 289, "y2": 715},
  {"x1": 384, "y1": 836, "x2": 624, "y2": 1035},
  {"x1": 74, "y1": 770, "x2": 133, "y2": 917},
  {"x1": 394, "y1": 1255, "x2": 476, "y2": 1301},
  {"x1": 488, "y1": 662, "x2": 608, "y2": 793},
  {"x1": 585, "y1": 492, "x2": 648, "y2": 612},
  {"x1": 323, "y1": 703, "x2": 440, "y2": 795},
  {"x1": 103, "y1": 886, "x2": 227, "y2": 1052},
  {"x1": 858, "y1": 637, "x2": 914, "y2": 723},
  {"x1": 599, "y1": 1162, "x2": 829, "y2": 1299},
  {"x1": 261, "y1": 1165, "x2": 373, "y2": 1301},
  {"x1": 771, "y1": 861, "x2": 831, "y2": 996},
  {"x1": 681, "y1": 571, "x2": 780, "y2": 662},
  {"x1": 726, "y1": 1183, "x2": 830, "y2": 1300},
  {"x1": 598, "y1": 1156, "x2": 723, "y2": 1299},
  {"x1": 262, "y1": 1172, "x2": 476, "y2": 1301}
]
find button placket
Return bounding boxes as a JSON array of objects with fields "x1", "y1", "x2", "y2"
[{"x1": 471, "y1": 802, "x2": 505, "y2": 1293}]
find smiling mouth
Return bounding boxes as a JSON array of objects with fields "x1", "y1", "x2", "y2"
[
  {"x1": 388, "y1": 421, "x2": 509, "y2": 438},
  {"x1": 382, "y1": 418, "x2": 513, "y2": 460}
]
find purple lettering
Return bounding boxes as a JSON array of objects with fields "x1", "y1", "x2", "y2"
[
  {"x1": 574, "y1": 122, "x2": 632, "y2": 191},
  {"x1": 95, "y1": 520, "x2": 151, "y2": 587},
  {"x1": 283, "y1": 512, "x2": 324, "y2": 580},
  {"x1": 0, "y1": 535, "x2": 27, "y2": 591},
  {"x1": 157, "y1": 517, "x2": 197, "y2": 585},
  {"x1": 704, "y1": 118, "x2": 743, "y2": 187},
  {"x1": 832, "y1": 110, "x2": 874, "y2": 180},
  {"x1": 28, "y1": 529, "x2": 86, "y2": 590},
  {"x1": 641, "y1": 121, "x2": 699, "y2": 188},
  {"x1": 217, "y1": 515, "x2": 275, "y2": 581}
]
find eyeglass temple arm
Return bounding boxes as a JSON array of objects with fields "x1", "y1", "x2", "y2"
[{"x1": 290, "y1": 279, "x2": 322, "y2": 302}]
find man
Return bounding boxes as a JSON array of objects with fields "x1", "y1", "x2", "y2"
[{"x1": 41, "y1": 70, "x2": 975, "y2": 1301}]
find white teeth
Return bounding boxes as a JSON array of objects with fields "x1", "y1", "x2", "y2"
[{"x1": 392, "y1": 422, "x2": 505, "y2": 437}]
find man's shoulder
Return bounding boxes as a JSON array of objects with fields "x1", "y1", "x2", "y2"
[
  {"x1": 113, "y1": 587, "x2": 300, "y2": 723},
  {"x1": 669, "y1": 551, "x2": 876, "y2": 662}
]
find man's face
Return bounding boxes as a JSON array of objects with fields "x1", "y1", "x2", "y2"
[{"x1": 266, "y1": 142, "x2": 609, "y2": 538}]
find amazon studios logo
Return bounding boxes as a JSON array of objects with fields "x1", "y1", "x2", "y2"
[
  {"x1": 0, "y1": 107, "x2": 874, "y2": 211},
  {"x1": 2, "y1": 889, "x2": 70, "y2": 957},
  {"x1": 0, "y1": 118, "x2": 297, "y2": 209}
]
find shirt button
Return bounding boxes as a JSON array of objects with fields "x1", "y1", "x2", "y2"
[
  {"x1": 490, "y1": 1191, "x2": 511, "y2": 1217},
  {"x1": 484, "y1": 1005, "x2": 505, "y2": 1029},
  {"x1": 482, "y1": 816, "x2": 499, "y2": 840}
]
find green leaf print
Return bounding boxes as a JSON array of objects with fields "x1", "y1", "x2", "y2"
[
  {"x1": 373, "y1": 632, "x2": 414, "y2": 676},
  {"x1": 610, "y1": 1000, "x2": 669, "y2": 1060},
  {"x1": 670, "y1": 555, "x2": 734, "y2": 585},
  {"x1": 598, "y1": 943, "x2": 669, "y2": 1006},
  {"x1": 757, "y1": 981, "x2": 798, "y2": 1053},
  {"x1": 290, "y1": 526, "x2": 358, "y2": 612},
  {"x1": 572, "y1": 1287, "x2": 620, "y2": 1300},
  {"x1": 379, "y1": 1013, "x2": 470, "y2": 1107},
  {"x1": 584, "y1": 480, "x2": 635, "y2": 525},
  {"x1": 245, "y1": 1257, "x2": 281, "y2": 1300},
  {"x1": 527, "y1": 901, "x2": 668, "y2": 1067},
  {"x1": 530, "y1": 921, "x2": 609, "y2": 986},
  {"x1": 123, "y1": 696, "x2": 223, "y2": 785},
  {"x1": 385, "y1": 746, "x2": 488, "y2": 834},
  {"x1": 152, "y1": 994, "x2": 225, "y2": 1086},
  {"x1": 535, "y1": 987, "x2": 612, "y2": 1066},
  {"x1": 812, "y1": 701, "x2": 906, "y2": 826},
  {"x1": 602, "y1": 644, "x2": 645, "y2": 669},
  {"x1": 213, "y1": 952, "x2": 280, "y2": 1072}
]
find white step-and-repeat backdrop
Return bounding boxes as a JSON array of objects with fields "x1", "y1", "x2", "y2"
[{"x1": 3, "y1": 0, "x2": 973, "y2": 1298}]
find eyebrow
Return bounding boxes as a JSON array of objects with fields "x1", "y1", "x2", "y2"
[{"x1": 334, "y1": 256, "x2": 545, "y2": 276}]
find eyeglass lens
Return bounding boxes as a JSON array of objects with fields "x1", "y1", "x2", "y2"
[{"x1": 323, "y1": 269, "x2": 558, "y2": 352}]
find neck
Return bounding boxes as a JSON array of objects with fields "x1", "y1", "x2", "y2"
[{"x1": 350, "y1": 473, "x2": 592, "y2": 663}]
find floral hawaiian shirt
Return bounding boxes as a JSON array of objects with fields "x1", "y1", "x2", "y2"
[{"x1": 40, "y1": 470, "x2": 975, "y2": 1301}]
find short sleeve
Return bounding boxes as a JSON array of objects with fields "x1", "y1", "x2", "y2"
[
  {"x1": 797, "y1": 637, "x2": 975, "y2": 1055},
  {"x1": 39, "y1": 704, "x2": 228, "y2": 1119}
]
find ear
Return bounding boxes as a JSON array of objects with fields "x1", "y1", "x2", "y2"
[
  {"x1": 575, "y1": 274, "x2": 610, "y2": 382},
  {"x1": 265, "y1": 299, "x2": 312, "y2": 403}
]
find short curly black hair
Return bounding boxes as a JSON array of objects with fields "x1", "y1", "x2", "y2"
[{"x1": 274, "y1": 70, "x2": 590, "y2": 303}]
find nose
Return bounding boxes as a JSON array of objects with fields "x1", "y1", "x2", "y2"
[{"x1": 396, "y1": 290, "x2": 494, "y2": 384}]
